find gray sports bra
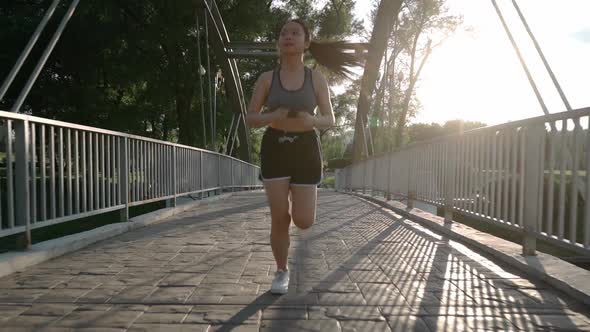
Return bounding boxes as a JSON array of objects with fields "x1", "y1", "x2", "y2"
[{"x1": 265, "y1": 66, "x2": 317, "y2": 115}]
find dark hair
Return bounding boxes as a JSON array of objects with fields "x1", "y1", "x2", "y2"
[{"x1": 281, "y1": 18, "x2": 363, "y2": 78}]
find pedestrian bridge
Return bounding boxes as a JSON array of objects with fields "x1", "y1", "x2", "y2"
[{"x1": 1, "y1": 0, "x2": 590, "y2": 329}]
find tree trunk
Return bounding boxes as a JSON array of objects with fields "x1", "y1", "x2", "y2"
[
  {"x1": 393, "y1": 29, "x2": 432, "y2": 147},
  {"x1": 352, "y1": 0, "x2": 403, "y2": 161}
]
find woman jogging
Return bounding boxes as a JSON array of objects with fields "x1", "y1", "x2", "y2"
[{"x1": 245, "y1": 18, "x2": 361, "y2": 294}]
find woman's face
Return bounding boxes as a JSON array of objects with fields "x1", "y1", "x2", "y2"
[{"x1": 278, "y1": 21, "x2": 309, "y2": 55}]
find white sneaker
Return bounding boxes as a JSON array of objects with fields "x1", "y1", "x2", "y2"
[{"x1": 270, "y1": 269, "x2": 290, "y2": 295}]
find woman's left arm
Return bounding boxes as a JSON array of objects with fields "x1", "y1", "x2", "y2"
[
  {"x1": 312, "y1": 70, "x2": 335, "y2": 129},
  {"x1": 295, "y1": 69, "x2": 335, "y2": 130}
]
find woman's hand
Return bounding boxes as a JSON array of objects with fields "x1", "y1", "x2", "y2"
[
  {"x1": 272, "y1": 107, "x2": 290, "y2": 121},
  {"x1": 295, "y1": 111, "x2": 317, "y2": 130}
]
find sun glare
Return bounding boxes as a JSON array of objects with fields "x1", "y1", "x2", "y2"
[{"x1": 413, "y1": 0, "x2": 590, "y2": 125}]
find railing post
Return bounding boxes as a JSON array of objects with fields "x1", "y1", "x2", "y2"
[
  {"x1": 407, "y1": 151, "x2": 415, "y2": 210},
  {"x1": 199, "y1": 151, "x2": 204, "y2": 199},
  {"x1": 218, "y1": 154, "x2": 221, "y2": 194},
  {"x1": 386, "y1": 154, "x2": 392, "y2": 200},
  {"x1": 348, "y1": 167, "x2": 353, "y2": 193},
  {"x1": 347, "y1": 167, "x2": 350, "y2": 192},
  {"x1": 170, "y1": 146, "x2": 177, "y2": 207},
  {"x1": 119, "y1": 137, "x2": 129, "y2": 222},
  {"x1": 230, "y1": 158, "x2": 234, "y2": 193},
  {"x1": 15, "y1": 119, "x2": 31, "y2": 249},
  {"x1": 522, "y1": 124, "x2": 545, "y2": 256},
  {"x1": 372, "y1": 157, "x2": 377, "y2": 197},
  {"x1": 444, "y1": 141, "x2": 457, "y2": 223},
  {"x1": 362, "y1": 161, "x2": 366, "y2": 195}
]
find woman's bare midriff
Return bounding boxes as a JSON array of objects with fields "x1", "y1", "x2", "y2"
[{"x1": 269, "y1": 118, "x2": 312, "y2": 133}]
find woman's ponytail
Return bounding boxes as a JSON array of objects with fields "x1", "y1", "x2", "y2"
[
  {"x1": 308, "y1": 41, "x2": 364, "y2": 78},
  {"x1": 284, "y1": 19, "x2": 363, "y2": 78}
]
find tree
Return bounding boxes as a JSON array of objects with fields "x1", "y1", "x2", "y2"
[
  {"x1": 1, "y1": 0, "x2": 363, "y2": 163},
  {"x1": 352, "y1": 0, "x2": 402, "y2": 160},
  {"x1": 406, "y1": 119, "x2": 486, "y2": 144},
  {"x1": 363, "y1": 0, "x2": 462, "y2": 152}
]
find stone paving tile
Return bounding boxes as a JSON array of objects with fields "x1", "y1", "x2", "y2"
[
  {"x1": 107, "y1": 286, "x2": 156, "y2": 304},
  {"x1": 422, "y1": 315, "x2": 478, "y2": 331},
  {"x1": 506, "y1": 312, "x2": 590, "y2": 331},
  {"x1": 133, "y1": 312, "x2": 187, "y2": 324},
  {"x1": 158, "y1": 273, "x2": 206, "y2": 287},
  {"x1": 3, "y1": 315, "x2": 62, "y2": 329},
  {"x1": 75, "y1": 304, "x2": 114, "y2": 311},
  {"x1": 308, "y1": 305, "x2": 384, "y2": 321},
  {"x1": 53, "y1": 310, "x2": 142, "y2": 328},
  {"x1": 129, "y1": 326, "x2": 207, "y2": 332},
  {"x1": 184, "y1": 294, "x2": 223, "y2": 304},
  {"x1": 207, "y1": 324, "x2": 260, "y2": 332},
  {"x1": 340, "y1": 320, "x2": 393, "y2": 332},
  {"x1": 185, "y1": 304, "x2": 262, "y2": 325},
  {"x1": 142, "y1": 286, "x2": 195, "y2": 304},
  {"x1": 9, "y1": 328, "x2": 126, "y2": 332},
  {"x1": 0, "y1": 288, "x2": 47, "y2": 303},
  {"x1": 379, "y1": 305, "x2": 429, "y2": 317},
  {"x1": 0, "y1": 304, "x2": 30, "y2": 321},
  {"x1": 259, "y1": 319, "x2": 340, "y2": 332},
  {"x1": 77, "y1": 286, "x2": 126, "y2": 304},
  {"x1": 21, "y1": 303, "x2": 78, "y2": 316},
  {"x1": 317, "y1": 292, "x2": 367, "y2": 306},
  {"x1": 1, "y1": 191, "x2": 590, "y2": 331},
  {"x1": 146, "y1": 305, "x2": 193, "y2": 314},
  {"x1": 34, "y1": 288, "x2": 93, "y2": 303},
  {"x1": 385, "y1": 315, "x2": 430, "y2": 332},
  {"x1": 262, "y1": 307, "x2": 307, "y2": 320}
]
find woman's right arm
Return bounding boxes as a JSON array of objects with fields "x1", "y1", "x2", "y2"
[{"x1": 245, "y1": 71, "x2": 288, "y2": 128}]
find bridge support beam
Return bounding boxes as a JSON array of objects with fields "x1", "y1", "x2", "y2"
[{"x1": 200, "y1": 0, "x2": 251, "y2": 162}]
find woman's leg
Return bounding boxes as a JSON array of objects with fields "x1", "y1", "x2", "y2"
[
  {"x1": 290, "y1": 184, "x2": 318, "y2": 230},
  {"x1": 263, "y1": 178, "x2": 292, "y2": 271}
]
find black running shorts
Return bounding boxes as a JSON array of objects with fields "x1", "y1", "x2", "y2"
[{"x1": 259, "y1": 127, "x2": 323, "y2": 186}]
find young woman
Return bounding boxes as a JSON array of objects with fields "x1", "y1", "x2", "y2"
[{"x1": 245, "y1": 19, "x2": 361, "y2": 294}]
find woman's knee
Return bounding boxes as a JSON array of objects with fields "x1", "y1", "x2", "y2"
[{"x1": 292, "y1": 216, "x2": 314, "y2": 230}]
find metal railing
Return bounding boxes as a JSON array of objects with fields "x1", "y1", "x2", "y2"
[
  {"x1": 0, "y1": 111, "x2": 262, "y2": 247},
  {"x1": 336, "y1": 107, "x2": 590, "y2": 256}
]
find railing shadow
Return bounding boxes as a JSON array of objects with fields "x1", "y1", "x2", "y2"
[
  {"x1": 2, "y1": 191, "x2": 589, "y2": 331},
  {"x1": 256, "y1": 192, "x2": 589, "y2": 331}
]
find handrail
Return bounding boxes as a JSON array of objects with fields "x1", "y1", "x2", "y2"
[{"x1": 363, "y1": 106, "x2": 590, "y2": 161}]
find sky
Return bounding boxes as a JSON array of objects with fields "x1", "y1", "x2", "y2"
[{"x1": 352, "y1": 0, "x2": 590, "y2": 126}]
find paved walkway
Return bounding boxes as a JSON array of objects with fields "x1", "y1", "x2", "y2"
[{"x1": 1, "y1": 191, "x2": 589, "y2": 331}]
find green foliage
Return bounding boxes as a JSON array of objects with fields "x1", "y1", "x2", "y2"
[
  {"x1": 327, "y1": 158, "x2": 352, "y2": 169},
  {"x1": 316, "y1": 0, "x2": 364, "y2": 40},
  {"x1": 406, "y1": 120, "x2": 486, "y2": 144},
  {"x1": 322, "y1": 175, "x2": 335, "y2": 188},
  {"x1": 1, "y1": 0, "x2": 361, "y2": 162}
]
